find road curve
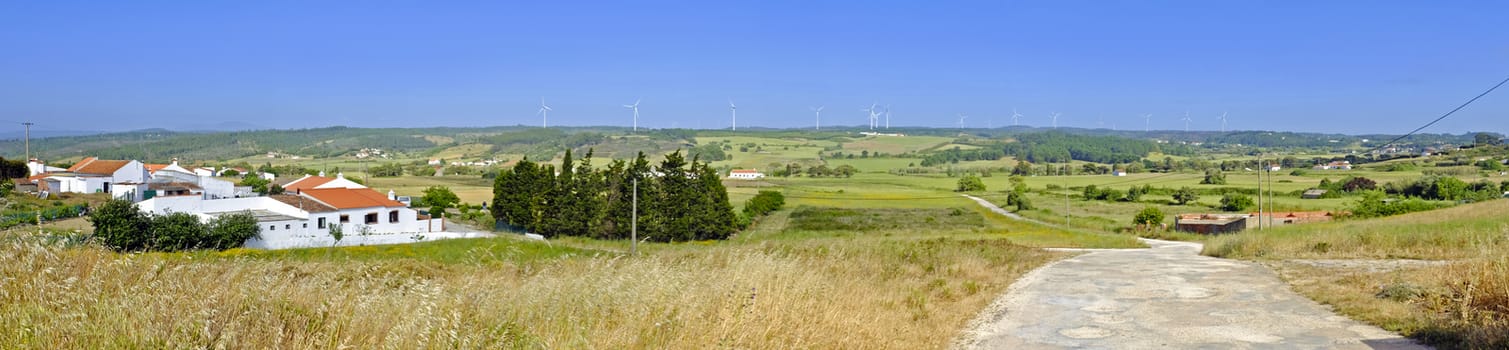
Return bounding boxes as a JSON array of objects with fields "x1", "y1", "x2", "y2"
[{"x1": 956, "y1": 196, "x2": 1428, "y2": 349}]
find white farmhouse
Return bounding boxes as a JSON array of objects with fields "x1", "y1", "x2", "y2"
[
  {"x1": 728, "y1": 169, "x2": 766, "y2": 180},
  {"x1": 28, "y1": 157, "x2": 148, "y2": 197},
  {"x1": 137, "y1": 174, "x2": 454, "y2": 249}
]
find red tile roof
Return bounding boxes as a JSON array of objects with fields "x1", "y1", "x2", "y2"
[
  {"x1": 67, "y1": 157, "x2": 132, "y2": 175},
  {"x1": 270, "y1": 194, "x2": 339, "y2": 213},
  {"x1": 300, "y1": 188, "x2": 405, "y2": 210},
  {"x1": 144, "y1": 164, "x2": 169, "y2": 173},
  {"x1": 283, "y1": 175, "x2": 335, "y2": 192}
]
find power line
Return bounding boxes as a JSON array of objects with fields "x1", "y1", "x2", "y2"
[{"x1": 1366, "y1": 73, "x2": 1509, "y2": 155}]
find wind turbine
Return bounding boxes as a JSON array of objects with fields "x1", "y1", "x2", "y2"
[
  {"x1": 1050, "y1": 112, "x2": 1061, "y2": 128},
  {"x1": 623, "y1": 99, "x2": 641, "y2": 132},
  {"x1": 862, "y1": 103, "x2": 879, "y2": 130},
  {"x1": 537, "y1": 97, "x2": 552, "y2": 128},
  {"x1": 1218, "y1": 111, "x2": 1229, "y2": 132},
  {"x1": 1181, "y1": 110, "x2": 1192, "y2": 132},
  {"x1": 884, "y1": 105, "x2": 892, "y2": 129},
  {"x1": 1143, "y1": 113, "x2": 1153, "y2": 132},
  {"x1": 957, "y1": 113, "x2": 969, "y2": 129},
  {"x1": 728, "y1": 99, "x2": 737, "y2": 131},
  {"x1": 1011, "y1": 108, "x2": 1022, "y2": 126},
  {"x1": 811, "y1": 106, "x2": 825, "y2": 130}
]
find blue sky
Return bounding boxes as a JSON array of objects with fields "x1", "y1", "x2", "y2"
[{"x1": 2, "y1": 1, "x2": 1506, "y2": 135}]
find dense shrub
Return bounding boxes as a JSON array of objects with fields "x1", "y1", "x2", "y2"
[
  {"x1": 742, "y1": 190, "x2": 786, "y2": 218},
  {"x1": 955, "y1": 175, "x2": 986, "y2": 192},
  {"x1": 1347, "y1": 191, "x2": 1450, "y2": 218},
  {"x1": 1133, "y1": 207, "x2": 1165, "y2": 226},
  {"x1": 1219, "y1": 193, "x2": 1255, "y2": 212},
  {"x1": 88, "y1": 199, "x2": 261, "y2": 252}
]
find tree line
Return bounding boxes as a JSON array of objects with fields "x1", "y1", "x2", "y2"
[{"x1": 491, "y1": 149, "x2": 739, "y2": 242}]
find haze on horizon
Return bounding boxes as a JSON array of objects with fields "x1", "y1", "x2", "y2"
[{"x1": 1, "y1": 1, "x2": 1506, "y2": 136}]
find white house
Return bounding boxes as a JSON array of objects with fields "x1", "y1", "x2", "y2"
[
  {"x1": 728, "y1": 169, "x2": 766, "y2": 180},
  {"x1": 29, "y1": 157, "x2": 148, "y2": 196},
  {"x1": 147, "y1": 160, "x2": 236, "y2": 199},
  {"x1": 26, "y1": 159, "x2": 65, "y2": 176},
  {"x1": 137, "y1": 180, "x2": 453, "y2": 249}
]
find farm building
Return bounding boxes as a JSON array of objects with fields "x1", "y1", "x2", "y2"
[
  {"x1": 728, "y1": 169, "x2": 766, "y2": 180},
  {"x1": 1174, "y1": 214, "x2": 1251, "y2": 234}
]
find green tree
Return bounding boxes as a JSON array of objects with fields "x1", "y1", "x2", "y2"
[
  {"x1": 1133, "y1": 206, "x2": 1165, "y2": 227},
  {"x1": 833, "y1": 164, "x2": 858, "y2": 178},
  {"x1": 239, "y1": 175, "x2": 270, "y2": 195},
  {"x1": 88, "y1": 199, "x2": 151, "y2": 252},
  {"x1": 956, "y1": 175, "x2": 987, "y2": 192},
  {"x1": 1172, "y1": 187, "x2": 1200, "y2": 205},
  {"x1": 149, "y1": 212, "x2": 207, "y2": 251},
  {"x1": 422, "y1": 186, "x2": 461, "y2": 213},
  {"x1": 205, "y1": 212, "x2": 260, "y2": 250},
  {"x1": 1219, "y1": 193, "x2": 1255, "y2": 212},
  {"x1": 1200, "y1": 170, "x2": 1227, "y2": 185}
]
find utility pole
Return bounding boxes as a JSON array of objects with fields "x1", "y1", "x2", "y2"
[
  {"x1": 22, "y1": 122, "x2": 34, "y2": 161},
  {"x1": 1256, "y1": 155, "x2": 1263, "y2": 231},
  {"x1": 631, "y1": 178, "x2": 638, "y2": 256}
]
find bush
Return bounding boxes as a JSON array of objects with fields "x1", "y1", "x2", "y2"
[
  {"x1": 742, "y1": 191, "x2": 786, "y2": 218},
  {"x1": 88, "y1": 199, "x2": 150, "y2": 251},
  {"x1": 1347, "y1": 191, "x2": 1449, "y2": 218},
  {"x1": 206, "y1": 212, "x2": 260, "y2": 250},
  {"x1": 1200, "y1": 170, "x2": 1227, "y2": 185},
  {"x1": 1172, "y1": 187, "x2": 1200, "y2": 205},
  {"x1": 1219, "y1": 193, "x2": 1255, "y2": 212},
  {"x1": 1133, "y1": 207, "x2": 1165, "y2": 226},
  {"x1": 955, "y1": 175, "x2": 987, "y2": 192},
  {"x1": 89, "y1": 199, "x2": 260, "y2": 252}
]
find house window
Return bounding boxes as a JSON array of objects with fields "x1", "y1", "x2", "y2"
[
  {"x1": 317, "y1": 217, "x2": 327, "y2": 229},
  {"x1": 284, "y1": 224, "x2": 291, "y2": 230},
  {"x1": 269, "y1": 225, "x2": 276, "y2": 231},
  {"x1": 340, "y1": 215, "x2": 350, "y2": 223},
  {"x1": 302, "y1": 223, "x2": 308, "y2": 228},
  {"x1": 388, "y1": 210, "x2": 399, "y2": 223},
  {"x1": 364, "y1": 213, "x2": 379, "y2": 224}
]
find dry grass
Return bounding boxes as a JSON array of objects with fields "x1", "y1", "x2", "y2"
[{"x1": 0, "y1": 232, "x2": 1057, "y2": 349}]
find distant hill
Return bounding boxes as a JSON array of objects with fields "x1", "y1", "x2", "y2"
[{"x1": 0, "y1": 124, "x2": 1490, "y2": 164}]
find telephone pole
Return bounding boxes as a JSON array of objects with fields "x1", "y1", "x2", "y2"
[
  {"x1": 631, "y1": 178, "x2": 638, "y2": 256},
  {"x1": 22, "y1": 122, "x2": 34, "y2": 161}
]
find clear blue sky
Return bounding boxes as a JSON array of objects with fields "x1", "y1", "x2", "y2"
[{"x1": 2, "y1": 1, "x2": 1506, "y2": 135}]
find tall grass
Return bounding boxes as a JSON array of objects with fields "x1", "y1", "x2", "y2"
[{"x1": 0, "y1": 232, "x2": 1056, "y2": 349}]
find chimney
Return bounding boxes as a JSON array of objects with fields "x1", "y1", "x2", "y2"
[
  {"x1": 170, "y1": 158, "x2": 179, "y2": 166},
  {"x1": 336, "y1": 172, "x2": 344, "y2": 179},
  {"x1": 318, "y1": 170, "x2": 326, "y2": 177},
  {"x1": 388, "y1": 189, "x2": 396, "y2": 201}
]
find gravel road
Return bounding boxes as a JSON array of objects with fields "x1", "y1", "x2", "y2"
[{"x1": 956, "y1": 196, "x2": 1428, "y2": 350}]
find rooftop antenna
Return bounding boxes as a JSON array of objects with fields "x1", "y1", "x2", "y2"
[
  {"x1": 1143, "y1": 113, "x2": 1153, "y2": 132},
  {"x1": 1219, "y1": 111, "x2": 1229, "y2": 132},
  {"x1": 728, "y1": 98, "x2": 737, "y2": 131},
  {"x1": 537, "y1": 97, "x2": 552, "y2": 128},
  {"x1": 1011, "y1": 108, "x2": 1022, "y2": 126},
  {"x1": 811, "y1": 106, "x2": 825, "y2": 130},
  {"x1": 1182, "y1": 110, "x2": 1192, "y2": 132},
  {"x1": 623, "y1": 99, "x2": 641, "y2": 132},
  {"x1": 1050, "y1": 112, "x2": 1061, "y2": 128},
  {"x1": 957, "y1": 113, "x2": 969, "y2": 129}
]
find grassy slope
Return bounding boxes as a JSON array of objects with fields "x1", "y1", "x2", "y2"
[{"x1": 1203, "y1": 199, "x2": 1509, "y2": 348}]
